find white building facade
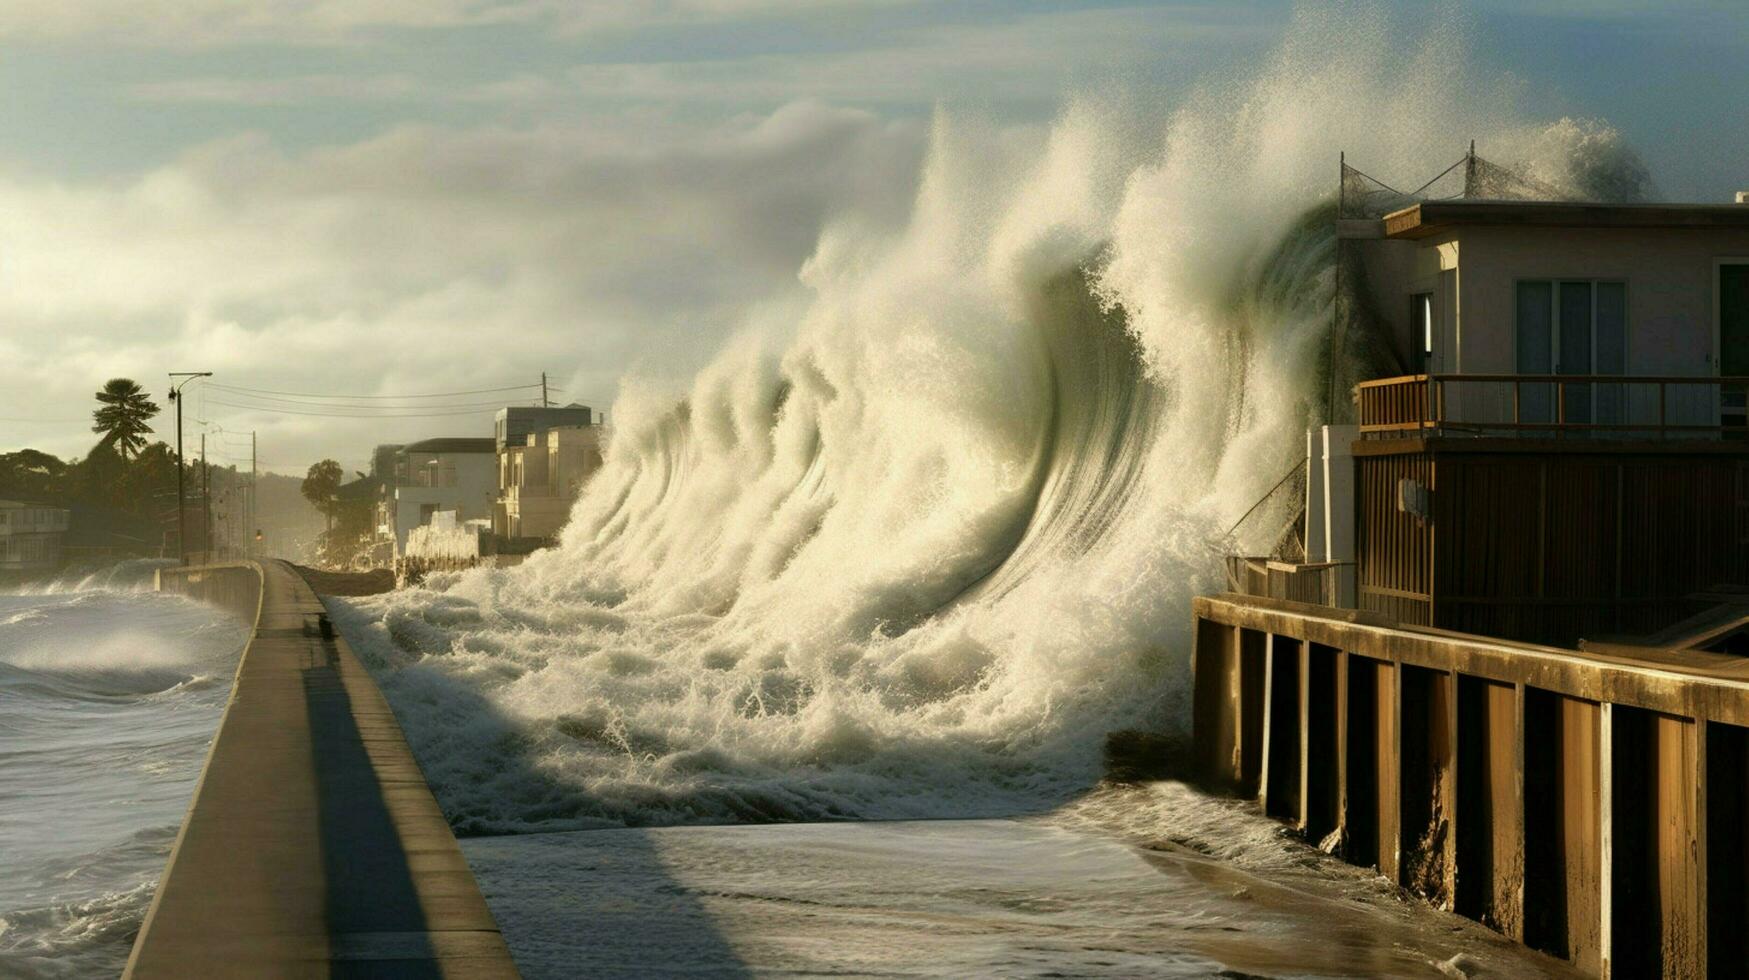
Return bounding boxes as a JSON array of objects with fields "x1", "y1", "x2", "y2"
[
  {"x1": 377, "y1": 438, "x2": 497, "y2": 558},
  {"x1": 1347, "y1": 200, "x2": 1749, "y2": 431}
]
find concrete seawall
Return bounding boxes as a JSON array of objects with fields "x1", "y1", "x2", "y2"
[{"x1": 127, "y1": 560, "x2": 518, "y2": 979}]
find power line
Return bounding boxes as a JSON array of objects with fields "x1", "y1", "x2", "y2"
[
  {"x1": 207, "y1": 391, "x2": 545, "y2": 412},
  {"x1": 205, "y1": 398, "x2": 521, "y2": 419},
  {"x1": 207, "y1": 399, "x2": 541, "y2": 417},
  {"x1": 207, "y1": 381, "x2": 544, "y2": 401}
]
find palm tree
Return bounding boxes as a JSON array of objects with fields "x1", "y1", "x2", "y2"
[{"x1": 91, "y1": 378, "x2": 160, "y2": 462}]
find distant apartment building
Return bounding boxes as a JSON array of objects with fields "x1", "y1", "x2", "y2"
[
  {"x1": 495, "y1": 405, "x2": 595, "y2": 449},
  {"x1": 0, "y1": 500, "x2": 70, "y2": 572},
  {"x1": 493, "y1": 405, "x2": 604, "y2": 544},
  {"x1": 375, "y1": 438, "x2": 497, "y2": 558}
]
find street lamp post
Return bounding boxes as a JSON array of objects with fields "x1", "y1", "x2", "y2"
[{"x1": 168, "y1": 372, "x2": 212, "y2": 563}]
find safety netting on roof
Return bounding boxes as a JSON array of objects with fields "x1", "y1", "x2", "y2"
[{"x1": 1338, "y1": 146, "x2": 1567, "y2": 219}]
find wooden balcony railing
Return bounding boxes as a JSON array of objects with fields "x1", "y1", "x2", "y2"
[
  {"x1": 1223, "y1": 556, "x2": 1347, "y2": 606},
  {"x1": 1355, "y1": 373, "x2": 1749, "y2": 438}
]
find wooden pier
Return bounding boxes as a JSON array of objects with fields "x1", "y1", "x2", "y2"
[{"x1": 1192, "y1": 592, "x2": 1749, "y2": 978}]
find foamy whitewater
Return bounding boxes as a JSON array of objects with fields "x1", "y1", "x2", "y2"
[
  {"x1": 0, "y1": 565, "x2": 248, "y2": 979},
  {"x1": 333, "y1": 13, "x2": 1649, "y2": 837},
  {"x1": 312, "y1": 11, "x2": 1647, "y2": 976}
]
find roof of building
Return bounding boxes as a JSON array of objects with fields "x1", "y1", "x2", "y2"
[
  {"x1": 1382, "y1": 200, "x2": 1749, "y2": 240},
  {"x1": 403, "y1": 437, "x2": 496, "y2": 454},
  {"x1": 495, "y1": 403, "x2": 592, "y2": 417},
  {"x1": 0, "y1": 498, "x2": 61, "y2": 510}
]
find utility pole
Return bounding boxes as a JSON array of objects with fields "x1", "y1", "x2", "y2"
[
  {"x1": 541, "y1": 372, "x2": 550, "y2": 408},
  {"x1": 167, "y1": 372, "x2": 212, "y2": 564},
  {"x1": 250, "y1": 431, "x2": 258, "y2": 559},
  {"x1": 201, "y1": 432, "x2": 212, "y2": 560}
]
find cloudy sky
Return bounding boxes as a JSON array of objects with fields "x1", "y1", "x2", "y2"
[{"x1": 0, "y1": 0, "x2": 1743, "y2": 475}]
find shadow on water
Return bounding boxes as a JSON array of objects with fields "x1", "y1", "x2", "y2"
[{"x1": 356, "y1": 651, "x2": 753, "y2": 980}]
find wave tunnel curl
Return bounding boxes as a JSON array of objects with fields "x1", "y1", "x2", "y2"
[{"x1": 329, "y1": 12, "x2": 1655, "y2": 835}]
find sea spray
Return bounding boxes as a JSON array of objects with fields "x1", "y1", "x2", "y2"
[{"x1": 331, "y1": 7, "x2": 1653, "y2": 835}]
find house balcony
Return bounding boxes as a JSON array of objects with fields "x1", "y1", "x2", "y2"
[
  {"x1": 1356, "y1": 373, "x2": 1749, "y2": 440},
  {"x1": 1223, "y1": 556, "x2": 1348, "y2": 607}
]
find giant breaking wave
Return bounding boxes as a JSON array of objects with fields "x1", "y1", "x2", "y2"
[{"x1": 331, "y1": 11, "x2": 1652, "y2": 835}]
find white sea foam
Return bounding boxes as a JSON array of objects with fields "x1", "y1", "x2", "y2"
[{"x1": 333, "y1": 8, "x2": 1651, "y2": 835}]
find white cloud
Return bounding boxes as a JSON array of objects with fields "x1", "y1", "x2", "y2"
[
  {"x1": 0, "y1": 0, "x2": 540, "y2": 43},
  {"x1": 554, "y1": 6, "x2": 1268, "y2": 107},
  {"x1": 0, "y1": 101, "x2": 926, "y2": 471},
  {"x1": 127, "y1": 74, "x2": 425, "y2": 105},
  {"x1": 0, "y1": 0, "x2": 922, "y2": 44}
]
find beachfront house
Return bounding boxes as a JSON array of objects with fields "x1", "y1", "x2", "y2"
[
  {"x1": 1317, "y1": 196, "x2": 1749, "y2": 643},
  {"x1": 1196, "y1": 154, "x2": 1749, "y2": 977}
]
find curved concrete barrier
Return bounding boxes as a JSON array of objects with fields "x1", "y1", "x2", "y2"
[{"x1": 128, "y1": 560, "x2": 518, "y2": 979}]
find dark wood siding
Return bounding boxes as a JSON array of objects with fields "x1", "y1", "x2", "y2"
[
  {"x1": 1358, "y1": 446, "x2": 1749, "y2": 646},
  {"x1": 1357, "y1": 453, "x2": 1434, "y2": 625}
]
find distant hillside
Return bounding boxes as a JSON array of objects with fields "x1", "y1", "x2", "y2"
[{"x1": 206, "y1": 467, "x2": 325, "y2": 562}]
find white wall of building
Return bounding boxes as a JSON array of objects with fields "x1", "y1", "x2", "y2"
[
  {"x1": 389, "y1": 451, "x2": 496, "y2": 556},
  {"x1": 1376, "y1": 225, "x2": 1749, "y2": 428}
]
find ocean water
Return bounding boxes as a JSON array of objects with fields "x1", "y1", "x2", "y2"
[
  {"x1": 458, "y1": 785, "x2": 1579, "y2": 978},
  {"x1": 324, "y1": 19, "x2": 1650, "y2": 836},
  {"x1": 0, "y1": 568, "x2": 249, "y2": 979},
  {"x1": 320, "y1": 10, "x2": 1648, "y2": 977}
]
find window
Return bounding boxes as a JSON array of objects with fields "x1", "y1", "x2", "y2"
[
  {"x1": 1515, "y1": 280, "x2": 1626, "y2": 425},
  {"x1": 1410, "y1": 293, "x2": 1434, "y2": 374}
]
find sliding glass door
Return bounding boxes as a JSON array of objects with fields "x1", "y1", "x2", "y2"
[{"x1": 1514, "y1": 279, "x2": 1626, "y2": 427}]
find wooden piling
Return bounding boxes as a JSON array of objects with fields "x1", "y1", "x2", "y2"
[
  {"x1": 1191, "y1": 593, "x2": 1749, "y2": 977},
  {"x1": 1263, "y1": 634, "x2": 1303, "y2": 821},
  {"x1": 1300, "y1": 642, "x2": 1342, "y2": 845},
  {"x1": 1343, "y1": 655, "x2": 1398, "y2": 878},
  {"x1": 1454, "y1": 677, "x2": 1523, "y2": 937},
  {"x1": 1705, "y1": 722, "x2": 1749, "y2": 977}
]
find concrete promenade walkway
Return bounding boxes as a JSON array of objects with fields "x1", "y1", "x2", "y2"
[{"x1": 125, "y1": 560, "x2": 518, "y2": 979}]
